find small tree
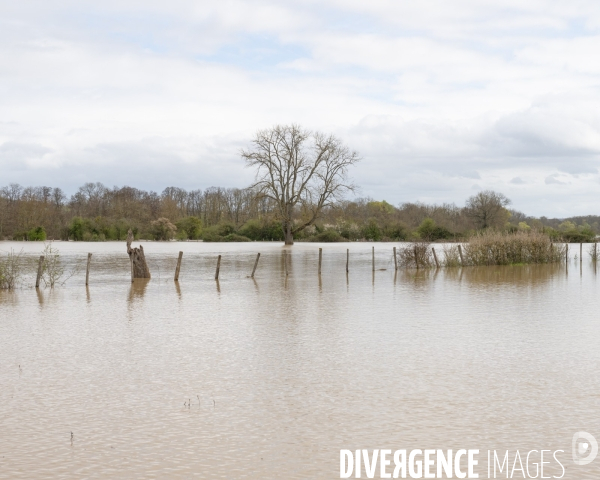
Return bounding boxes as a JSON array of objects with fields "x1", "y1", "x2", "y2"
[
  {"x1": 242, "y1": 124, "x2": 360, "y2": 245},
  {"x1": 465, "y1": 190, "x2": 511, "y2": 229}
]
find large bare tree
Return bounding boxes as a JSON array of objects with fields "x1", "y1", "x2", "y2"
[
  {"x1": 465, "y1": 190, "x2": 511, "y2": 229},
  {"x1": 242, "y1": 124, "x2": 360, "y2": 245}
]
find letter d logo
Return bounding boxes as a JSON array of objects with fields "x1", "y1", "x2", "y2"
[{"x1": 572, "y1": 432, "x2": 598, "y2": 466}]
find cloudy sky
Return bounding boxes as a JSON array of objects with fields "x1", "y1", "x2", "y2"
[{"x1": 2, "y1": 1, "x2": 600, "y2": 216}]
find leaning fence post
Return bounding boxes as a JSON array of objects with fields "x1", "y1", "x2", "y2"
[
  {"x1": 35, "y1": 256, "x2": 44, "y2": 288},
  {"x1": 432, "y1": 247, "x2": 440, "y2": 268},
  {"x1": 85, "y1": 253, "x2": 92, "y2": 286},
  {"x1": 413, "y1": 245, "x2": 419, "y2": 269},
  {"x1": 215, "y1": 255, "x2": 221, "y2": 280},
  {"x1": 346, "y1": 249, "x2": 349, "y2": 273},
  {"x1": 393, "y1": 247, "x2": 397, "y2": 270},
  {"x1": 251, "y1": 253, "x2": 260, "y2": 278},
  {"x1": 372, "y1": 246, "x2": 375, "y2": 272},
  {"x1": 174, "y1": 251, "x2": 183, "y2": 281},
  {"x1": 458, "y1": 244, "x2": 465, "y2": 266},
  {"x1": 318, "y1": 248, "x2": 322, "y2": 275}
]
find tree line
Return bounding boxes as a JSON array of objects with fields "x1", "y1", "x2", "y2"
[{"x1": 0, "y1": 182, "x2": 596, "y2": 243}]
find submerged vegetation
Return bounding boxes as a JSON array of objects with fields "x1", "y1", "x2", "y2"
[
  {"x1": 396, "y1": 231, "x2": 570, "y2": 268},
  {"x1": 0, "y1": 249, "x2": 23, "y2": 289}
]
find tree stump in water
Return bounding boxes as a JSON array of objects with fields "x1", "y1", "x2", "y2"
[{"x1": 127, "y1": 229, "x2": 151, "y2": 279}]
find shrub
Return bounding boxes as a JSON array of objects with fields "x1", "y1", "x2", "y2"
[
  {"x1": 416, "y1": 218, "x2": 452, "y2": 241},
  {"x1": 39, "y1": 243, "x2": 78, "y2": 287},
  {"x1": 150, "y1": 217, "x2": 177, "y2": 241},
  {"x1": 335, "y1": 221, "x2": 361, "y2": 241},
  {"x1": 68, "y1": 217, "x2": 86, "y2": 241},
  {"x1": 202, "y1": 222, "x2": 236, "y2": 241},
  {"x1": 395, "y1": 242, "x2": 434, "y2": 268},
  {"x1": 362, "y1": 218, "x2": 382, "y2": 241},
  {"x1": 308, "y1": 230, "x2": 344, "y2": 242},
  {"x1": 0, "y1": 249, "x2": 23, "y2": 289},
  {"x1": 463, "y1": 230, "x2": 564, "y2": 265},
  {"x1": 382, "y1": 222, "x2": 408, "y2": 241},
  {"x1": 442, "y1": 245, "x2": 462, "y2": 267},
  {"x1": 176, "y1": 216, "x2": 202, "y2": 240},
  {"x1": 222, "y1": 233, "x2": 251, "y2": 242},
  {"x1": 27, "y1": 226, "x2": 47, "y2": 241},
  {"x1": 238, "y1": 219, "x2": 284, "y2": 241}
]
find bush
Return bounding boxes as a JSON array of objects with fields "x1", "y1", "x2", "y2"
[
  {"x1": 222, "y1": 234, "x2": 251, "y2": 242},
  {"x1": 0, "y1": 249, "x2": 23, "y2": 289},
  {"x1": 27, "y1": 226, "x2": 47, "y2": 241},
  {"x1": 202, "y1": 222, "x2": 236, "y2": 241},
  {"x1": 335, "y1": 221, "x2": 361, "y2": 241},
  {"x1": 238, "y1": 219, "x2": 285, "y2": 241},
  {"x1": 150, "y1": 217, "x2": 177, "y2": 241},
  {"x1": 463, "y1": 230, "x2": 564, "y2": 265},
  {"x1": 362, "y1": 218, "x2": 382, "y2": 241},
  {"x1": 417, "y1": 218, "x2": 452, "y2": 241},
  {"x1": 382, "y1": 222, "x2": 408, "y2": 241},
  {"x1": 308, "y1": 230, "x2": 344, "y2": 242},
  {"x1": 176, "y1": 216, "x2": 202, "y2": 240},
  {"x1": 396, "y1": 242, "x2": 434, "y2": 268}
]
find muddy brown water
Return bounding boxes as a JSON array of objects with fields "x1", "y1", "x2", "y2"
[{"x1": 1, "y1": 241, "x2": 600, "y2": 479}]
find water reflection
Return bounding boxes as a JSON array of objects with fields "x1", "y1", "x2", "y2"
[
  {"x1": 36, "y1": 287, "x2": 44, "y2": 306},
  {"x1": 128, "y1": 278, "x2": 150, "y2": 302}
]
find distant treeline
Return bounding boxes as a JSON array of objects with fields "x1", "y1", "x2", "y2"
[{"x1": 0, "y1": 183, "x2": 597, "y2": 242}]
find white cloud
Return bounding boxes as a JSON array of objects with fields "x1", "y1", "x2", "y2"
[{"x1": 1, "y1": 1, "x2": 600, "y2": 216}]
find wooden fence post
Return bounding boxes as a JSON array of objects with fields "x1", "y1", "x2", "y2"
[
  {"x1": 251, "y1": 253, "x2": 260, "y2": 278},
  {"x1": 174, "y1": 251, "x2": 183, "y2": 281},
  {"x1": 580, "y1": 242, "x2": 583, "y2": 265},
  {"x1": 458, "y1": 245, "x2": 465, "y2": 266},
  {"x1": 85, "y1": 253, "x2": 92, "y2": 286},
  {"x1": 215, "y1": 255, "x2": 221, "y2": 280},
  {"x1": 130, "y1": 255, "x2": 134, "y2": 283},
  {"x1": 35, "y1": 256, "x2": 44, "y2": 288},
  {"x1": 565, "y1": 243, "x2": 568, "y2": 265},
  {"x1": 372, "y1": 246, "x2": 375, "y2": 272},
  {"x1": 346, "y1": 249, "x2": 349, "y2": 273},
  {"x1": 284, "y1": 252, "x2": 289, "y2": 276},
  {"x1": 318, "y1": 248, "x2": 322, "y2": 275},
  {"x1": 393, "y1": 247, "x2": 397, "y2": 270},
  {"x1": 432, "y1": 247, "x2": 440, "y2": 268}
]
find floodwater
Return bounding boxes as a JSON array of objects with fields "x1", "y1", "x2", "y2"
[{"x1": 1, "y1": 241, "x2": 600, "y2": 479}]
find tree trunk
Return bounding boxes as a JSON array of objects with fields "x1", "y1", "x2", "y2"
[
  {"x1": 284, "y1": 222, "x2": 294, "y2": 245},
  {"x1": 127, "y1": 229, "x2": 151, "y2": 278}
]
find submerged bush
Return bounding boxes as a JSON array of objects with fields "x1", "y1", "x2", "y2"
[
  {"x1": 308, "y1": 230, "x2": 344, "y2": 242},
  {"x1": 222, "y1": 234, "x2": 251, "y2": 242},
  {"x1": 39, "y1": 243, "x2": 78, "y2": 288},
  {"x1": 395, "y1": 242, "x2": 434, "y2": 268},
  {"x1": 396, "y1": 231, "x2": 564, "y2": 269},
  {"x1": 463, "y1": 230, "x2": 564, "y2": 266},
  {"x1": 0, "y1": 249, "x2": 23, "y2": 289}
]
